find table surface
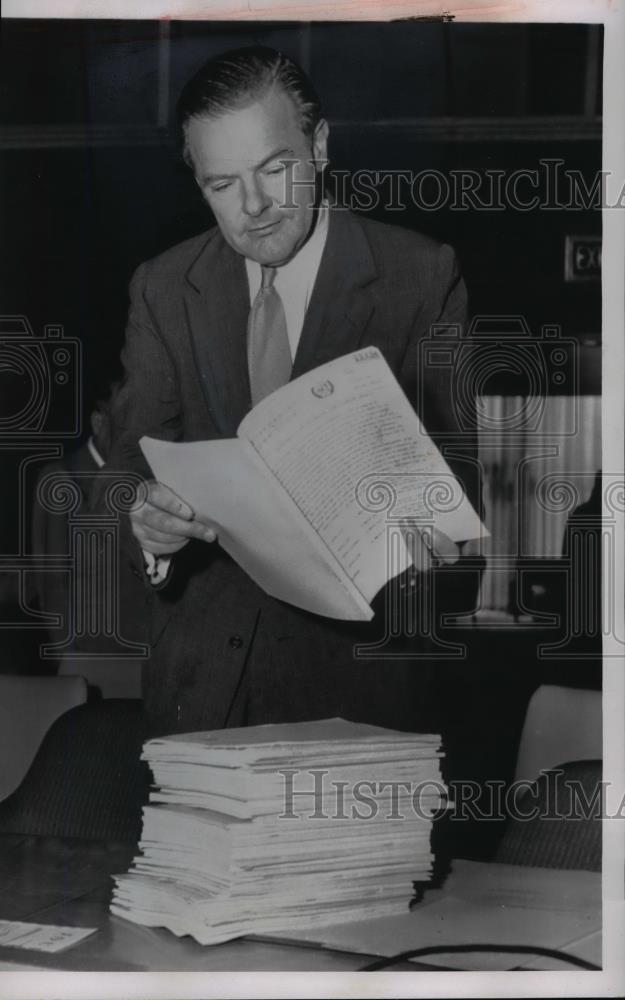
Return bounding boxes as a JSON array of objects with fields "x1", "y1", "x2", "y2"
[
  {"x1": 0, "y1": 834, "x2": 403, "y2": 972},
  {"x1": 0, "y1": 833, "x2": 602, "y2": 973}
]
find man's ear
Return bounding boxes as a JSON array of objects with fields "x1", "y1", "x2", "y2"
[{"x1": 312, "y1": 118, "x2": 329, "y2": 173}]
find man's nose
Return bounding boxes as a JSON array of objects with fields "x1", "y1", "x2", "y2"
[{"x1": 241, "y1": 177, "x2": 270, "y2": 218}]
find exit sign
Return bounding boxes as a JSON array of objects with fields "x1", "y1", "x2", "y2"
[{"x1": 564, "y1": 235, "x2": 602, "y2": 282}]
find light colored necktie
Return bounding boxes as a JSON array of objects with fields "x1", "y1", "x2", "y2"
[{"x1": 247, "y1": 265, "x2": 292, "y2": 406}]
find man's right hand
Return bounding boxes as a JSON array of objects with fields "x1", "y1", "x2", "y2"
[{"x1": 130, "y1": 480, "x2": 216, "y2": 556}]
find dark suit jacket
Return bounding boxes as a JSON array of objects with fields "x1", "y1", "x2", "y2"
[
  {"x1": 30, "y1": 445, "x2": 98, "y2": 646},
  {"x1": 30, "y1": 443, "x2": 149, "y2": 671},
  {"x1": 98, "y1": 209, "x2": 483, "y2": 736}
]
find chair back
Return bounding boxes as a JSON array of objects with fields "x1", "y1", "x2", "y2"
[
  {"x1": 0, "y1": 674, "x2": 87, "y2": 801},
  {"x1": 514, "y1": 685, "x2": 602, "y2": 786}
]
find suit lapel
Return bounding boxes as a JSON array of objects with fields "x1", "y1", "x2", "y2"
[
  {"x1": 183, "y1": 210, "x2": 379, "y2": 433},
  {"x1": 292, "y1": 209, "x2": 378, "y2": 379},
  {"x1": 184, "y1": 232, "x2": 251, "y2": 436}
]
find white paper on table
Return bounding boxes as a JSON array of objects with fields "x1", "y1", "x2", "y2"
[
  {"x1": 273, "y1": 859, "x2": 601, "y2": 971},
  {"x1": 0, "y1": 919, "x2": 98, "y2": 953}
]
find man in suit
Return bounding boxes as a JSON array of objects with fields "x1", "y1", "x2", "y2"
[{"x1": 99, "y1": 46, "x2": 483, "y2": 736}]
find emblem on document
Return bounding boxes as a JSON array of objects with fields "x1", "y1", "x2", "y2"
[{"x1": 311, "y1": 380, "x2": 334, "y2": 399}]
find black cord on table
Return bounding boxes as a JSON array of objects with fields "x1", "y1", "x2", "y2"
[{"x1": 359, "y1": 943, "x2": 601, "y2": 971}]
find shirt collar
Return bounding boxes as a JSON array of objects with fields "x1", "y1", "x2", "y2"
[{"x1": 245, "y1": 201, "x2": 329, "y2": 298}]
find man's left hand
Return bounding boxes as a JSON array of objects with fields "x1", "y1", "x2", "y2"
[
  {"x1": 405, "y1": 528, "x2": 484, "y2": 572},
  {"x1": 406, "y1": 526, "x2": 459, "y2": 572}
]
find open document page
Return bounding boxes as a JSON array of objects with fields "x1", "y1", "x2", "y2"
[
  {"x1": 140, "y1": 347, "x2": 486, "y2": 621},
  {"x1": 238, "y1": 347, "x2": 485, "y2": 593},
  {"x1": 140, "y1": 436, "x2": 370, "y2": 620}
]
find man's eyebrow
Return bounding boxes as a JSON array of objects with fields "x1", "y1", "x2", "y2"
[
  {"x1": 257, "y1": 146, "x2": 296, "y2": 168},
  {"x1": 201, "y1": 147, "x2": 296, "y2": 186}
]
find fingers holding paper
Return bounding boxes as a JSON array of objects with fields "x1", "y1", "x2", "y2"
[
  {"x1": 402, "y1": 524, "x2": 460, "y2": 572},
  {"x1": 403, "y1": 526, "x2": 485, "y2": 572},
  {"x1": 130, "y1": 480, "x2": 217, "y2": 556}
]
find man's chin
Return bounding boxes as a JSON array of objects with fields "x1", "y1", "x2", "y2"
[
  {"x1": 244, "y1": 243, "x2": 298, "y2": 267},
  {"x1": 234, "y1": 226, "x2": 307, "y2": 267}
]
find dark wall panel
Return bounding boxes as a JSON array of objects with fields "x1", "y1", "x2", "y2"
[{"x1": 1, "y1": 19, "x2": 603, "y2": 415}]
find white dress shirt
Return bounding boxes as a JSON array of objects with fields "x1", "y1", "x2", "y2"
[
  {"x1": 147, "y1": 203, "x2": 329, "y2": 585},
  {"x1": 244, "y1": 201, "x2": 329, "y2": 358}
]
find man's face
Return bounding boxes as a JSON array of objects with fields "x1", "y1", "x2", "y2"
[{"x1": 185, "y1": 86, "x2": 328, "y2": 267}]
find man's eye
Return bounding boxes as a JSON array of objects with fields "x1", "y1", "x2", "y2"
[
  {"x1": 265, "y1": 163, "x2": 286, "y2": 176},
  {"x1": 210, "y1": 181, "x2": 232, "y2": 193}
]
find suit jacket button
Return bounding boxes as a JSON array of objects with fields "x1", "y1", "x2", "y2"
[{"x1": 229, "y1": 634, "x2": 243, "y2": 649}]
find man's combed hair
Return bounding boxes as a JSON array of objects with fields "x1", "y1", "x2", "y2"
[{"x1": 177, "y1": 46, "x2": 323, "y2": 165}]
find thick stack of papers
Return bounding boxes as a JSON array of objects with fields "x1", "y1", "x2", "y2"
[{"x1": 111, "y1": 719, "x2": 447, "y2": 945}]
